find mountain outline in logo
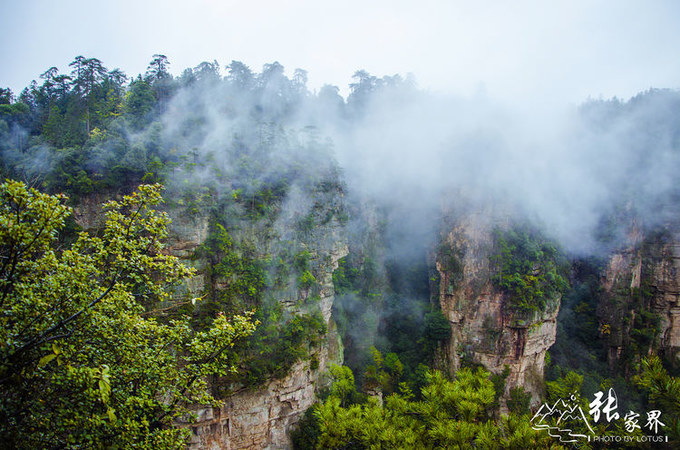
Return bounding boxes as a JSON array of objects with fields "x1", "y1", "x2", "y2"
[{"x1": 530, "y1": 395, "x2": 594, "y2": 443}]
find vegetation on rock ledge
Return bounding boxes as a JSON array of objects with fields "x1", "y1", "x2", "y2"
[{"x1": 491, "y1": 227, "x2": 568, "y2": 314}]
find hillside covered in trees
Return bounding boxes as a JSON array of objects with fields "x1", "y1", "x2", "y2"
[{"x1": 2, "y1": 55, "x2": 680, "y2": 448}]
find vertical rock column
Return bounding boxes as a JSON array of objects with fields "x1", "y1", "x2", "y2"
[
  {"x1": 599, "y1": 228, "x2": 680, "y2": 370},
  {"x1": 171, "y1": 216, "x2": 348, "y2": 449},
  {"x1": 436, "y1": 213, "x2": 559, "y2": 409}
]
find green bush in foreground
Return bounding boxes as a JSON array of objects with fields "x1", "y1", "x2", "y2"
[
  {"x1": 0, "y1": 181, "x2": 256, "y2": 448},
  {"x1": 294, "y1": 365, "x2": 559, "y2": 449}
]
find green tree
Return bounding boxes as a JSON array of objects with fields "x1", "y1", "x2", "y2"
[
  {"x1": 91, "y1": 68, "x2": 128, "y2": 123},
  {"x1": 70, "y1": 56, "x2": 108, "y2": 134},
  {"x1": 0, "y1": 181, "x2": 256, "y2": 448},
  {"x1": 145, "y1": 54, "x2": 173, "y2": 114},
  {"x1": 422, "y1": 309, "x2": 452, "y2": 353},
  {"x1": 327, "y1": 364, "x2": 360, "y2": 407},
  {"x1": 507, "y1": 386, "x2": 531, "y2": 416},
  {"x1": 0, "y1": 87, "x2": 13, "y2": 104},
  {"x1": 226, "y1": 60, "x2": 254, "y2": 90},
  {"x1": 145, "y1": 54, "x2": 170, "y2": 83},
  {"x1": 363, "y1": 347, "x2": 404, "y2": 395},
  {"x1": 491, "y1": 228, "x2": 568, "y2": 313},
  {"x1": 635, "y1": 355, "x2": 680, "y2": 443},
  {"x1": 124, "y1": 77, "x2": 157, "y2": 128},
  {"x1": 348, "y1": 70, "x2": 379, "y2": 109},
  {"x1": 304, "y1": 366, "x2": 557, "y2": 449}
]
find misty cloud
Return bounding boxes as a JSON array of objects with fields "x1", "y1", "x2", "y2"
[
  {"x1": 323, "y1": 86, "x2": 680, "y2": 255},
  {"x1": 4, "y1": 57, "x2": 679, "y2": 258}
]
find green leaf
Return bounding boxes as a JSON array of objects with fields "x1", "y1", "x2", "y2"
[
  {"x1": 107, "y1": 408, "x2": 117, "y2": 423},
  {"x1": 38, "y1": 354, "x2": 57, "y2": 368},
  {"x1": 99, "y1": 379, "x2": 111, "y2": 403}
]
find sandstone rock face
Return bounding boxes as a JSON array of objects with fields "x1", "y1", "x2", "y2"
[
  {"x1": 71, "y1": 191, "x2": 115, "y2": 230},
  {"x1": 598, "y1": 246, "x2": 641, "y2": 368},
  {"x1": 181, "y1": 238, "x2": 347, "y2": 449},
  {"x1": 649, "y1": 241, "x2": 680, "y2": 356},
  {"x1": 436, "y1": 213, "x2": 559, "y2": 409},
  {"x1": 316, "y1": 241, "x2": 350, "y2": 325},
  {"x1": 70, "y1": 184, "x2": 348, "y2": 449},
  {"x1": 182, "y1": 356, "x2": 329, "y2": 449},
  {"x1": 165, "y1": 211, "x2": 211, "y2": 300},
  {"x1": 599, "y1": 229, "x2": 680, "y2": 367},
  {"x1": 166, "y1": 207, "x2": 347, "y2": 449}
]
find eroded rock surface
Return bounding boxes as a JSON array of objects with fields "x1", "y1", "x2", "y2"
[
  {"x1": 436, "y1": 213, "x2": 559, "y2": 409},
  {"x1": 599, "y1": 228, "x2": 680, "y2": 368},
  {"x1": 166, "y1": 207, "x2": 347, "y2": 449}
]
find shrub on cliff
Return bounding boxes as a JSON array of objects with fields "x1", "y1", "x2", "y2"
[{"x1": 491, "y1": 227, "x2": 568, "y2": 313}]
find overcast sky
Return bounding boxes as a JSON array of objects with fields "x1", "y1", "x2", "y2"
[{"x1": 2, "y1": 0, "x2": 680, "y2": 106}]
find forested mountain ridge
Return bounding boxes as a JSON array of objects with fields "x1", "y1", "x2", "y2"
[{"x1": 2, "y1": 55, "x2": 680, "y2": 448}]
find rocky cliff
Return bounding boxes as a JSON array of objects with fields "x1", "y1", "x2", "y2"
[
  {"x1": 435, "y1": 211, "x2": 560, "y2": 409},
  {"x1": 598, "y1": 226, "x2": 680, "y2": 371},
  {"x1": 179, "y1": 234, "x2": 346, "y2": 449},
  {"x1": 177, "y1": 234, "x2": 347, "y2": 449},
  {"x1": 180, "y1": 349, "x2": 334, "y2": 449},
  {"x1": 73, "y1": 182, "x2": 348, "y2": 449},
  {"x1": 167, "y1": 178, "x2": 350, "y2": 447},
  {"x1": 647, "y1": 239, "x2": 680, "y2": 360}
]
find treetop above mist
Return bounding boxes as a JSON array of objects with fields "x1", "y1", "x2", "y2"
[{"x1": 3, "y1": 53, "x2": 680, "y2": 257}]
